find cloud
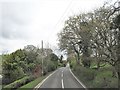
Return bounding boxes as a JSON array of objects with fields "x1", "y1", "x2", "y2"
[
  {"x1": 0, "y1": 2, "x2": 34, "y2": 40},
  {"x1": 0, "y1": 0, "x2": 107, "y2": 54}
]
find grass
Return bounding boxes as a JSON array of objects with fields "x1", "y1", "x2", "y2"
[
  {"x1": 90, "y1": 60, "x2": 111, "y2": 69},
  {"x1": 3, "y1": 76, "x2": 34, "y2": 89},
  {"x1": 17, "y1": 71, "x2": 53, "y2": 90},
  {"x1": 72, "y1": 66, "x2": 96, "y2": 88},
  {"x1": 72, "y1": 63, "x2": 118, "y2": 88}
]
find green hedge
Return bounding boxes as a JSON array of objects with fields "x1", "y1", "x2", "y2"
[
  {"x1": 47, "y1": 61, "x2": 56, "y2": 72},
  {"x1": 3, "y1": 75, "x2": 35, "y2": 89}
]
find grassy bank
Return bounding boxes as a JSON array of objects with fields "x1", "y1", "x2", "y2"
[
  {"x1": 17, "y1": 71, "x2": 53, "y2": 90},
  {"x1": 72, "y1": 64, "x2": 118, "y2": 88},
  {"x1": 2, "y1": 71, "x2": 53, "y2": 90}
]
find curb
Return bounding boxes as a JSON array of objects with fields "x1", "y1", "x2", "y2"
[
  {"x1": 34, "y1": 70, "x2": 57, "y2": 89},
  {"x1": 69, "y1": 68, "x2": 88, "y2": 90}
]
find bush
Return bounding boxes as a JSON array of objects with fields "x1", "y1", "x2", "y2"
[
  {"x1": 47, "y1": 61, "x2": 56, "y2": 72},
  {"x1": 3, "y1": 75, "x2": 35, "y2": 89},
  {"x1": 93, "y1": 70, "x2": 118, "y2": 88},
  {"x1": 72, "y1": 64, "x2": 97, "y2": 88},
  {"x1": 69, "y1": 59, "x2": 76, "y2": 69},
  {"x1": 72, "y1": 61, "x2": 118, "y2": 88},
  {"x1": 2, "y1": 67, "x2": 25, "y2": 85},
  {"x1": 58, "y1": 63, "x2": 63, "y2": 67},
  {"x1": 74, "y1": 65, "x2": 96, "y2": 81}
]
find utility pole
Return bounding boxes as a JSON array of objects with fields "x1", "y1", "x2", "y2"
[{"x1": 41, "y1": 40, "x2": 43, "y2": 76}]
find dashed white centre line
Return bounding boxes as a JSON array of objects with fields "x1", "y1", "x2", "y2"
[
  {"x1": 61, "y1": 79, "x2": 64, "y2": 89},
  {"x1": 61, "y1": 71, "x2": 64, "y2": 89},
  {"x1": 61, "y1": 73, "x2": 63, "y2": 77}
]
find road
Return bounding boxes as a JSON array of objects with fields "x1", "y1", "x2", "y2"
[{"x1": 35, "y1": 66, "x2": 86, "y2": 89}]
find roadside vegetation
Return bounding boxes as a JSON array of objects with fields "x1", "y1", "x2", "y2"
[
  {"x1": 2, "y1": 45, "x2": 61, "y2": 89},
  {"x1": 18, "y1": 71, "x2": 53, "y2": 90},
  {"x1": 58, "y1": 1, "x2": 120, "y2": 88},
  {"x1": 0, "y1": 55, "x2": 2, "y2": 90},
  {"x1": 0, "y1": 55, "x2": 2, "y2": 74},
  {"x1": 69, "y1": 58, "x2": 118, "y2": 88}
]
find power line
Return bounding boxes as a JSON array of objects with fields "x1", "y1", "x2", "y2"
[
  {"x1": 47, "y1": 0, "x2": 73, "y2": 48},
  {"x1": 54, "y1": 0, "x2": 73, "y2": 29}
]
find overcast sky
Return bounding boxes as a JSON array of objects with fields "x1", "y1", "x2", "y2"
[{"x1": 0, "y1": 0, "x2": 113, "y2": 55}]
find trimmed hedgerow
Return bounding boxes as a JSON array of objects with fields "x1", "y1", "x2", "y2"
[{"x1": 3, "y1": 75, "x2": 35, "y2": 89}]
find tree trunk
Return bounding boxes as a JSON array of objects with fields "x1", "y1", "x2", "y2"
[
  {"x1": 76, "y1": 53, "x2": 80, "y2": 64},
  {"x1": 72, "y1": 43, "x2": 80, "y2": 65},
  {"x1": 82, "y1": 45, "x2": 90, "y2": 68}
]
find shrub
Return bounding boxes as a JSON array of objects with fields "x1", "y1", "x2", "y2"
[
  {"x1": 109, "y1": 78, "x2": 118, "y2": 88},
  {"x1": 58, "y1": 63, "x2": 63, "y2": 67},
  {"x1": 47, "y1": 61, "x2": 56, "y2": 72},
  {"x1": 93, "y1": 70, "x2": 118, "y2": 88},
  {"x1": 73, "y1": 65, "x2": 96, "y2": 81},
  {"x1": 72, "y1": 62, "x2": 118, "y2": 88},
  {"x1": 69, "y1": 59, "x2": 76, "y2": 69},
  {"x1": 3, "y1": 75, "x2": 35, "y2": 89},
  {"x1": 2, "y1": 67, "x2": 25, "y2": 85},
  {"x1": 82, "y1": 68, "x2": 96, "y2": 81}
]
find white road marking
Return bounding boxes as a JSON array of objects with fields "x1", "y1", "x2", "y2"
[
  {"x1": 34, "y1": 70, "x2": 58, "y2": 89},
  {"x1": 61, "y1": 72, "x2": 63, "y2": 78},
  {"x1": 61, "y1": 79, "x2": 64, "y2": 89},
  {"x1": 69, "y1": 68, "x2": 88, "y2": 90}
]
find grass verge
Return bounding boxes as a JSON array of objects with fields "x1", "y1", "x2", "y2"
[
  {"x1": 72, "y1": 65, "x2": 118, "y2": 88},
  {"x1": 17, "y1": 71, "x2": 53, "y2": 90}
]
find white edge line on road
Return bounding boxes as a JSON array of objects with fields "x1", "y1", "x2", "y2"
[
  {"x1": 69, "y1": 68, "x2": 88, "y2": 90},
  {"x1": 61, "y1": 79, "x2": 64, "y2": 89},
  {"x1": 34, "y1": 70, "x2": 57, "y2": 89}
]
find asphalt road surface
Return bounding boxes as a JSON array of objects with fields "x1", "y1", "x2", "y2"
[{"x1": 37, "y1": 66, "x2": 86, "y2": 89}]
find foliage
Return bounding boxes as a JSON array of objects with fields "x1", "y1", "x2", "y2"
[
  {"x1": 58, "y1": 0, "x2": 120, "y2": 88},
  {"x1": 58, "y1": 14, "x2": 92, "y2": 66},
  {"x1": 2, "y1": 50, "x2": 25, "y2": 84},
  {"x1": 73, "y1": 65, "x2": 96, "y2": 81},
  {"x1": 2, "y1": 45, "x2": 59, "y2": 88},
  {"x1": 3, "y1": 76, "x2": 35, "y2": 89},
  {"x1": 47, "y1": 60, "x2": 56, "y2": 72},
  {"x1": 93, "y1": 69, "x2": 118, "y2": 88},
  {"x1": 72, "y1": 63, "x2": 118, "y2": 88},
  {"x1": 49, "y1": 53, "x2": 58, "y2": 68},
  {"x1": 18, "y1": 72, "x2": 52, "y2": 90},
  {"x1": 69, "y1": 57, "x2": 76, "y2": 69}
]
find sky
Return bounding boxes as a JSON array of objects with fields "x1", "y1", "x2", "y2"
[{"x1": 0, "y1": 0, "x2": 113, "y2": 55}]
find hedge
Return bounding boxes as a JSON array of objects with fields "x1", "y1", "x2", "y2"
[{"x1": 3, "y1": 75, "x2": 35, "y2": 89}]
